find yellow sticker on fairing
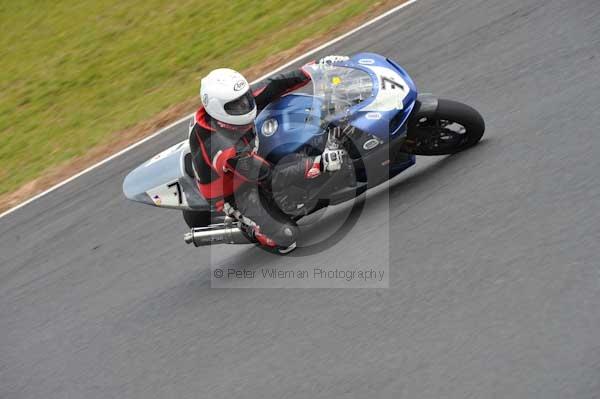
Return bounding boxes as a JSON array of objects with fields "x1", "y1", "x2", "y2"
[{"x1": 331, "y1": 76, "x2": 342, "y2": 85}]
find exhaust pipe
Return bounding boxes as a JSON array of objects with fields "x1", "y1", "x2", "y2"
[{"x1": 184, "y1": 223, "x2": 251, "y2": 247}]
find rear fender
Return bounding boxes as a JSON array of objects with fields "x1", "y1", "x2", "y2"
[{"x1": 122, "y1": 140, "x2": 209, "y2": 211}]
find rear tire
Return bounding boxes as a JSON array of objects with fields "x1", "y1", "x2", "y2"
[
  {"x1": 182, "y1": 210, "x2": 211, "y2": 228},
  {"x1": 404, "y1": 99, "x2": 484, "y2": 155}
]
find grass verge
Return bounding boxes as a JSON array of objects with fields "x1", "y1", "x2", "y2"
[{"x1": 0, "y1": 0, "x2": 404, "y2": 213}]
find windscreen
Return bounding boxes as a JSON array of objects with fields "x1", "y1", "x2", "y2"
[{"x1": 304, "y1": 64, "x2": 374, "y2": 122}]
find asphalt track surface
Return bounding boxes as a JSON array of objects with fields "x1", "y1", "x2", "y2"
[{"x1": 2, "y1": 0, "x2": 600, "y2": 397}]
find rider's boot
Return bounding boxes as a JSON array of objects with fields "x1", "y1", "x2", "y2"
[{"x1": 253, "y1": 224, "x2": 298, "y2": 254}]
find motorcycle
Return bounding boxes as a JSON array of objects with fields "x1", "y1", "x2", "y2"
[{"x1": 123, "y1": 53, "x2": 484, "y2": 252}]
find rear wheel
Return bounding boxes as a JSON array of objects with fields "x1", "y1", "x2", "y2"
[
  {"x1": 403, "y1": 99, "x2": 484, "y2": 156},
  {"x1": 182, "y1": 210, "x2": 211, "y2": 228}
]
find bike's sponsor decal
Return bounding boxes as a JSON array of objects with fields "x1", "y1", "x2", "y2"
[
  {"x1": 233, "y1": 80, "x2": 246, "y2": 91},
  {"x1": 151, "y1": 194, "x2": 162, "y2": 206},
  {"x1": 365, "y1": 112, "x2": 381, "y2": 120},
  {"x1": 358, "y1": 58, "x2": 375, "y2": 65},
  {"x1": 261, "y1": 118, "x2": 278, "y2": 137},
  {"x1": 363, "y1": 138, "x2": 381, "y2": 151}
]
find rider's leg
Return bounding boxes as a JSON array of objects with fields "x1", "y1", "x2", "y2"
[
  {"x1": 271, "y1": 153, "x2": 321, "y2": 187},
  {"x1": 226, "y1": 183, "x2": 299, "y2": 249}
]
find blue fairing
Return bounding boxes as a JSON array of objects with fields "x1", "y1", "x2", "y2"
[
  {"x1": 255, "y1": 94, "x2": 325, "y2": 163},
  {"x1": 255, "y1": 52, "x2": 418, "y2": 164}
]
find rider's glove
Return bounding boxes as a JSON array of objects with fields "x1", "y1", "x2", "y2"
[
  {"x1": 318, "y1": 55, "x2": 350, "y2": 69},
  {"x1": 322, "y1": 147, "x2": 346, "y2": 172}
]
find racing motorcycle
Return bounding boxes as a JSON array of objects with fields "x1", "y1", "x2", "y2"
[{"x1": 123, "y1": 53, "x2": 484, "y2": 251}]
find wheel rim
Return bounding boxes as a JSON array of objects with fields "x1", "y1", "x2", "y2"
[{"x1": 414, "y1": 117, "x2": 468, "y2": 153}]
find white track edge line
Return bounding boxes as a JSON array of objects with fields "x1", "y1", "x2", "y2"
[{"x1": 0, "y1": 0, "x2": 418, "y2": 220}]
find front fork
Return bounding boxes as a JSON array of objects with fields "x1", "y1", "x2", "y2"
[{"x1": 400, "y1": 94, "x2": 439, "y2": 152}]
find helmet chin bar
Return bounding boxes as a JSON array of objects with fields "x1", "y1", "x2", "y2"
[{"x1": 207, "y1": 103, "x2": 257, "y2": 126}]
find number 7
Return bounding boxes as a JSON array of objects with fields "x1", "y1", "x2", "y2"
[{"x1": 167, "y1": 181, "x2": 183, "y2": 205}]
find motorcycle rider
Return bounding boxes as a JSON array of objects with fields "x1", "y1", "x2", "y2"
[{"x1": 189, "y1": 56, "x2": 349, "y2": 253}]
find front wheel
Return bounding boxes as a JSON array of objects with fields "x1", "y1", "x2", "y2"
[{"x1": 403, "y1": 99, "x2": 485, "y2": 156}]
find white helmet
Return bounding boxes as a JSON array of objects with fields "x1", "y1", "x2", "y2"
[{"x1": 200, "y1": 68, "x2": 256, "y2": 126}]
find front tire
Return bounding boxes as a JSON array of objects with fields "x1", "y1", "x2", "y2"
[{"x1": 404, "y1": 99, "x2": 485, "y2": 156}]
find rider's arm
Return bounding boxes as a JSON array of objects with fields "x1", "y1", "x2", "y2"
[
  {"x1": 225, "y1": 153, "x2": 271, "y2": 183},
  {"x1": 209, "y1": 129, "x2": 271, "y2": 183},
  {"x1": 206, "y1": 143, "x2": 270, "y2": 183},
  {"x1": 251, "y1": 67, "x2": 311, "y2": 110},
  {"x1": 250, "y1": 55, "x2": 350, "y2": 110}
]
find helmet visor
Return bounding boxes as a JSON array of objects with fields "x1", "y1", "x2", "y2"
[{"x1": 224, "y1": 90, "x2": 255, "y2": 115}]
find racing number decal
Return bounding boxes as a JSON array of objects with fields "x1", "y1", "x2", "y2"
[
  {"x1": 380, "y1": 76, "x2": 405, "y2": 91},
  {"x1": 167, "y1": 181, "x2": 183, "y2": 205},
  {"x1": 361, "y1": 65, "x2": 410, "y2": 112},
  {"x1": 147, "y1": 180, "x2": 187, "y2": 207}
]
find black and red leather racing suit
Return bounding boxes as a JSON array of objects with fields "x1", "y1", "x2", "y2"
[{"x1": 188, "y1": 68, "x2": 318, "y2": 248}]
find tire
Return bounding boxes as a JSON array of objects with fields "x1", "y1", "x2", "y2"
[
  {"x1": 405, "y1": 99, "x2": 485, "y2": 156},
  {"x1": 182, "y1": 210, "x2": 211, "y2": 228}
]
